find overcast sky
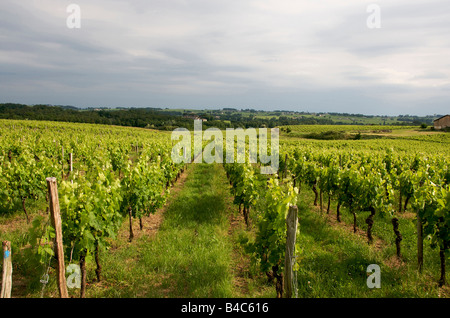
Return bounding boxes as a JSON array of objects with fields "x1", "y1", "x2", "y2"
[{"x1": 1, "y1": 0, "x2": 449, "y2": 115}]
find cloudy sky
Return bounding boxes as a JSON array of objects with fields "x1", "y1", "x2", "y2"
[{"x1": 1, "y1": 0, "x2": 449, "y2": 115}]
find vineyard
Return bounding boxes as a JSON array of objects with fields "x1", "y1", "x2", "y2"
[
  {"x1": 1, "y1": 118, "x2": 449, "y2": 298},
  {"x1": 0, "y1": 119, "x2": 185, "y2": 297}
]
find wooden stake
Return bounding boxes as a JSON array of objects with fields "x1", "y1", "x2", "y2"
[
  {"x1": 1, "y1": 241, "x2": 12, "y2": 298},
  {"x1": 128, "y1": 206, "x2": 134, "y2": 242},
  {"x1": 69, "y1": 153, "x2": 73, "y2": 173},
  {"x1": 283, "y1": 153, "x2": 288, "y2": 179},
  {"x1": 319, "y1": 189, "x2": 323, "y2": 212},
  {"x1": 284, "y1": 205, "x2": 298, "y2": 298},
  {"x1": 46, "y1": 177, "x2": 69, "y2": 298},
  {"x1": 61, "y1": 147, "x2": 64, "y2": 179}
]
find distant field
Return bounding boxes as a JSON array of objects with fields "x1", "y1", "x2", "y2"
[
  {"x1": 156, "y1": 107, "x2": 435, "y2": 126},
  {"x1": 279, "y1": 124, "x2": 450, "y2": 155},
  {"x1": 255, "y1": 113, "x2": 400, "y2": 125},
  {"x1": 279, "y1": 124, "x2": 414, "y2": 133}
]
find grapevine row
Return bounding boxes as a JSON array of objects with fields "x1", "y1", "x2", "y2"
[
  {"x1": 280, "y1": 146, "x2": 449, "y2": 286},
  {"x1": 0, "y1": 120, "x2": 186, "y2": 297},
  {"x1": 223, "y1": 159, "x2": 298, "y2": 298}
]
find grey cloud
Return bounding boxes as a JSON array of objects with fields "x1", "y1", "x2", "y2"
[
  {"x1": 0, "y1": 0, "x2": 449, "y2": 115},
  {"x1": 315, "y1": 0, "x2": 450, "y2": 57}
]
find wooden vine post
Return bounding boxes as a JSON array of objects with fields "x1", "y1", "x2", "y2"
[
  {"x1": 61, "y1": 147, "x2": 64, "y2": 179},
  {"x1": 69, "y1": 153, "x2": 73, "y2": 174},
  {"x1": 1, "y1": 241, "x2": 12, "y2": 298},
  {"x1": 284, "y1": 205, "x2": 298, "y2": 298},
  {"x1": 46, "y1": 177, "x2": 69, "y2": 298}
]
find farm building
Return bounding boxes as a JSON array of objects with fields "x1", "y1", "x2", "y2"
[{"x1": 433, "y1": 115, "x2": 450, "y2": 130}]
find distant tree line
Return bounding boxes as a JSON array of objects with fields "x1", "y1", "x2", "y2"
[
  {"x1": 0, "y1": 103, "x2": 205, "y2": 130},
  {"x1": 0, "y1": 103, "x2": 434, "y2": 130},
  {"x1": 0, "y1": 103, "x2": 335, "y2": 130}
]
